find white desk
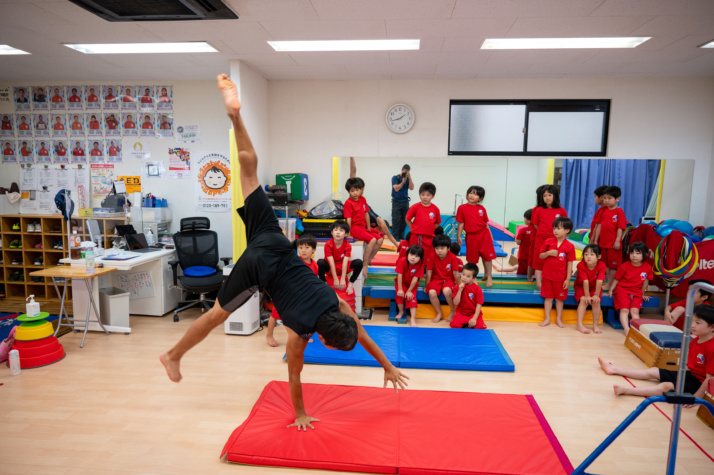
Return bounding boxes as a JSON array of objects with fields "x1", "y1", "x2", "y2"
[{"x1": 60, "y1": 249, "x2": 179, "y2": 331}]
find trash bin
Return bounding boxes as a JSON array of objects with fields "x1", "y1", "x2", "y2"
[{"x1": 99, "y1": 287, "x2": 130, "y2": 329}]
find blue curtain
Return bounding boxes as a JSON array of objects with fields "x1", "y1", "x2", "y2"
[{"x1": 561, "y1": 159, "x2": 660, "y2": 230}]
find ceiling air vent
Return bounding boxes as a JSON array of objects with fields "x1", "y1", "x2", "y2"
[{"x1": 69, "y1": 0, "x2": 238, "y2": 22}]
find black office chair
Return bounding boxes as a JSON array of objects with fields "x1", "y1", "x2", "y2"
[{"x1": 169, "y1": 218, "x2": 231, "y2": 322}]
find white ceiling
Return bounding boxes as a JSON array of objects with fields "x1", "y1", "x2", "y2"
[{"x1": 0, "y1": 0, "x2": 713, "y2": 81}]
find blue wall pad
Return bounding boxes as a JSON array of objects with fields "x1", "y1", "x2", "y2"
[
  {"x1": 459, "y1": 241, "x2": 507, "y2": 257},
  {"x1": 303, "y1": 326, "x2": 514, "y2": 372}
]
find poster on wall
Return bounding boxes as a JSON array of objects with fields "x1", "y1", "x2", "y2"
[
  {"x1": 195, "y1": 151, "x2": 231, "y2": 213},
  {"x1": 106, "y1": 139, "x2": 122, "y2": 163},
  {"x1": 122, "y1": 112, "x2": 138, "y2": 137},
  {"x1": 35, "y1": 139, "x2": 52, "y2": 164},
  {"x1": 31, "y1": 86, "x2": 48, "y2": 110},
  {"x1": 139, "y1": 112, "x2": 154, "y2": 137},
  {"x1": 86, "y1": 112, "x2": 103, "y2": 137},
  {"x1": 120, "y1": 86, "x2": 137, "y2": 109},
  {"x1": 69, "y1": 112, "x2": 85, "y2": 137},
  {"x1": 14, "y1": 87, "x2": 30, "y2": 111},
  {"x1": 103, "y1": 86, "x2": 119, "y2": 110},
  {"x1": 70, "y1": 139, "x2": 87, "y2": 164},
  {"x1": 91, "y1": 164, "x2": 114, "y2": 206},
  {"x1": 117, "y1": 175, "x2": 141, "y2": 194},
  {"x1": 88, "y1": 139, "x2": 104, "y2": 164},
  {"x1": 1, "y1": 113, "x2": 14, "y2": 137},
  {"x1": 84, "y1": 85, "x2": 101, "y2": 110},
  {"x1": 51, "y1": 113, "x2": 67, "y2": 137},
  {"x1": 156, "y1": 112, "x2": 173, "y2": 138},
  {"x1": 32, "y1": 113, "x2": 49, "y2": 138},
  {"x1": 168, "y1": 147, "x2": 190, "y2": 179},
  {"x1": 67, "y1": 86, "x2": 83, "y2": 110},
  {"x1": 2, "y1": 139, "x2": 17, "y2": 164},
  {"x1": 0, "y1": 86, "x2": 11, "y2": 103},
  {"x1": 127, "y1": 140, "x2": 150, "y2": 160},
  {"x1": 142, "y1": 160, "x2": 165, "y2": 179},
  {"x1": 20, "y1": 165, "x2": 38, "y2": 214},
  {"x1": 156, "y1": 85, "x2": 173, "y2": 111},
  {"x1": 176, "y1": 124, "x2": 201, "y2": 143},
  {"x1": 17, "y1": 138, "x2": 33, "y2": 164},
  {"x1": 138, "y1": 86, "x2": 155, "y2": 110},
  {"x1": 53, "y1": 139, "x2": 69, "y2": 164},
  {"x1": 16, "y1": 113, "x2": 31, "y2": 138},
  {"x1": 104, "y1": 112, "x2": 120, "y2": 137},
  {"x1": 49, "y1": 86, "x2": 66, "y2": 110}
]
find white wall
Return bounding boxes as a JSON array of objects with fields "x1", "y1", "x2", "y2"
[{"x1": 269, "y1": 78, "x2": 714, "y2": 226}]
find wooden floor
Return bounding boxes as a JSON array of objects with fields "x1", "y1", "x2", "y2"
[{"x1": 1, "y1": 308, "x2": 713, "y2": 475}]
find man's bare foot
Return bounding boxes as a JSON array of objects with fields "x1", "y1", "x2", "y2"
[
  {"x1": 486, "y1": 276, "x2": 493, "y2": 288},
  {"x1": 598, "y1": 357, "x2": 617, "y2": 375},
  {"x1": 556, "y1": 319, "x2": 565, "y2": 328},
  {"x1": 160, "y1": 353, "x2": 182, "y2": 382},
  {"x1": 217, "y1": 74, "x2": 242, "y2": 118},
  {"x1": 432, "y1": 312, "x2": 443, "y2": 323},
  {"x1": 576, "y1": 324, "x2": 592, "y2": 334},
  {"x1": 538, "y1": 319, "x2": 550, "y2": 327},
  {"x1": 266, "y1": 335, "x2": 279, "y2": 347},
  {"x1": 613, "y1": 385, "x2": 626, "y2": 396},
  {"x1": 593, "y1": 326, "x2": 602, "y2": 334}
]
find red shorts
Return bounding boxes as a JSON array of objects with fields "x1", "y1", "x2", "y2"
[
  {"x1": 613, "y1": 289, "x2": 643, "y2": 310},
  {"x1": 540, "y1": 277, "x2": 568, "y2": 301},
  {"x1": 601, "y1": 247, "x2": 622, "y2": 269},
  {"x1": 351, "y1": 226, "x2": 383, "y2": 243},
  {"x1": 270, "y1": 306, "x2": 281, "y2": 320},
  {"x1": 425, "y1": 279, "x2": 455, "y2": 296},
  {"x1": 410, "y1": 234, "x2": 434, "y2": 264},
  {"x1": 574, "y1": 288, "x2": 602, "y2": 303},
  {"x1": 517, "y1": 259, "x2": 529, "y2": 275},
  {"x1": 450, "y1": 311, "x2": 487, "y2": 329},
  {"x1": 530, "y1": 235, "x2": 547, "y2": 271},
  {"x1": 395, "y1": 284, "x2": 418, "y2": 309},
  {"x1": 465, "y1": 230, "x2": 496, "y2": 263}
]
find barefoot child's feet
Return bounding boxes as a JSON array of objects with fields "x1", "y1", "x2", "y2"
[
  {"x1": 395, "y1": 312, "x2": 404, "y2": 322},
  {"x1": 217, "y1": 74, "x2": 242, "y2": 117},
  {"x1": 598, "y1": 357, "x2": 617, "y2": 375},
  {"x1": 410, "y1": 318, "x2": 417, "y2": 327},
  {"x1": 266, "y1": 335, "x2": 279, "y2": 347},
  {"x1": 446, "y1": 312, "x2": 455, "y2": 323},
  {"x1": 613, "y1": 385, "x2": 626, "y2": 396},
  {"x1": 486, "y1": 276, "x2": 493, "y2": 288},
  {"x1": 593, "y1": 325, "x2": 602, "y2": 334},
  {"x1": 538, "y1": 319, "x2": 551, "y2": 327},
  {"x1": 556, "y1": 319, "x2": 565, "y2": 328},
  {"x1": 576, "y1": 324, "x2": 591, "y2": 334},
  {"x1": 160, "y1": 353, "x2": 182, "y2": 382},
  {"x1": 432, "y1": 312, "x2": 443, "y2": 323}
]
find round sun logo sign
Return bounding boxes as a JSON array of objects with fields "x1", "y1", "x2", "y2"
[{"x1": 199, "y1": 160, "x2": 231, "y2": 196}]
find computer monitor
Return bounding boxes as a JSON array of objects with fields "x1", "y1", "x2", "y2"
[{"x1": 125, "y1": 233, "x2": 149, "y2": 250}]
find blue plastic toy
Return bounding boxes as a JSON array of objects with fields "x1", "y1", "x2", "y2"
[
  {"x1": 672, "y1": 221, "x2": 694, "y2": 236},
  {"x1": 657, "y1": 225, "x2": 674, "y2": 237}
]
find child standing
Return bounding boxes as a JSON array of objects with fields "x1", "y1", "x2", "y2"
[
  {"x1": 406, "y1": 182, "x2": 441, "y2": 265},
  {"x1": 266, "y1": 234, "x2": 320, "y2": 347},
  {"x1": 593, "y1": 186, "x2": 627, "y2": 289},
  {"x1": 531, "y1": 185, "x2": 568, "y2": 289},
  {"x1": 456, "y1": 186, "x2": 497, "y2": 287},
  {"x1": 394, "y1": 245, "x2": 424, "y2": 327},
  {"x1": 574, "y1": 244, "x2": 607, "y2": 334},
  {"x1": 397, "y1": 232, "x2": 411, "y2": 260},
  {"x1": 539, "y1": 217, "x2": 576, "y2": 328},
  {"x1": 451, "y1": 262, "x2": 486, "y2": 329},
  {"x1": 343, "y1": 177, "x2": 384, "y2": 272},
  {"x1": 426, "y1": 234, "x2": 461, "y2": 323},
  {"x1": 598, "y1": 305, "x2": 714, "y2": 399},
  {"x1": 608, "y1": 241, "x2": 652, "y2": 335},
  {"x1": 317, "y1": 220, "x2": 364, "y2": 294},
  {"x1": 589, "y1": 185, "x2": 608, "y2": 245},
  {"x1": 516, "y1": 209, "x2": 535, "y2": 277},
  {"x1": 665, "y1": 279, "x2": 712, "y2": 330}
]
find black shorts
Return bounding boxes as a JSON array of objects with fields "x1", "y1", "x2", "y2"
[
  {"x1": 658, "y1": 369, "x2": 702, "y2": 394},
  {"x1": 368, "y1": 208, "x2": 389, "y2": 228}
]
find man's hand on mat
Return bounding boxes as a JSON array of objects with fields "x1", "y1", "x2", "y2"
[
  {"x1": 384, "y1": 366, "x2": 409, "y2": 392},
  {"x1": 288, "y1": 415, "x2": 320, "y2": 431}
]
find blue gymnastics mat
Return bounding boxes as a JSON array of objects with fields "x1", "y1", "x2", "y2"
[{"x1": 303, "y1": 326, "x2": 514, "y2": 372}]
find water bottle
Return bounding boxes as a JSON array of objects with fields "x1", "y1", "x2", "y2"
[
  {"x1": 146, "y1": 229, "x2": 155, "y2": 246},
  {"x1": 85, "y1": 248, "x2": 95, "y2": 275},
  {"x1": 9, "y1": 349, "x2": 21, "y2": 376}
]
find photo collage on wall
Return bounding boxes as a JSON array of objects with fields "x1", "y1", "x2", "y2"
[{"x1": 2, "y1": 85, "x2": 174, "y2": 165}]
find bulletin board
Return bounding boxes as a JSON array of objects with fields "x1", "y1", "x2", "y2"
[{"x1": 19, "y1": 165, "x2": 89, "y2": 215}]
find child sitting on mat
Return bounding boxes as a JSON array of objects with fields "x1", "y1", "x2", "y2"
[
  {"x1": 598, "y1": 304, "x2": 714, "y2": 401},
  {"x1": 456, "y1": 186, "x2": 497, "y2": 288},
  {"x1": 531, "y1": 185, "x2": 568, "y2": 290},
  {"x1": 539, "y1": 217, "x2": 576, "y2": 328},
  {"x1": 394, "y1": 245, "x2": 424, "y2": 327},
  {"x1": 266, "y1": 234, "x2": 320, "y2": 347},
  {"x1": 608, "y1": 241, "x2": 652, "y2": 335},
  {"x1": 516, "y1": 209, "x2": 535, "y2": 278},
  {"x1": 588, "y1": 185, "x2": 608, "y2": 250},
  {"x1": 426, "y1": 234, "x2": 461, "y2": 324},
  {"x1": 406, "y1": 182, "x2": 440, "y2": 265},
  {"x1": 591, "y1": 186, "x2": 627, "y2": 290},
  {"x1": 665, "y1": 279, "x2": 712, "y2": 330},
  {"x1": 317, "y1": 220, "x2": 364, "y2": 294},
  {"x1": 343, "y1": 177, "x2": 384, "y2": 273},
  {"x1": 451, "y1": 262, "x2": 486, "y2": 329},
  {"x1": 574, "y1": 244, "x2": 606, "y2": 334}
]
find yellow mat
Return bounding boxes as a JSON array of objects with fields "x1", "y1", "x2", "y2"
[{"x1": 411, "y1": 304, "x2": 600, "y2": 325}]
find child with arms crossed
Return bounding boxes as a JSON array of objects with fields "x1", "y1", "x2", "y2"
[
  {"x1": 406, "y1": 182, "x2": 440, "y2": 265},
  {"x1": 317, "y1": 220, "x2": 364, "y2": 293},
  {"x1": 574, "y1": 244, "x2": 607, "y2": 334},
  {"x1": 608, "y1": 241, "x2": 652, "y2": 335},
  {"x1": 539, "y1": 217, "x2": 576, "y2": 328},
  {"x1": 665, "y1": 279, "x2": 712, "y2": 330},
  {"x1": 456, "y1": 186, "x2": 497, "y2": 287},
  {"x1": 343, "y1": 177, "x2": 384, "y2": 274},
  {"x1": 451, "y1": 262, "x2": 487, "y2": 329},
  {"x1": 394, "y1": 245, "x2": 424, "y2": 327},
  {"x1": 426, "y1": 234, "x2": 461, "y2": 324}
]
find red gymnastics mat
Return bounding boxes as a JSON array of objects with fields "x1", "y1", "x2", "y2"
[
  {"x1": 221, "y1": 381, "x2": 573, "y2": 474},
  {"x1": 371, "y1": 254, "x2": 399, "y2": 267}
]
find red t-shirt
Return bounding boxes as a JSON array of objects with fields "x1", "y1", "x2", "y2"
[
  {"x1": 159, "y1": 95, "x2": 171, "y2": 103},
  {"x1": 343, "y1": 196, "x2": 369, "y2": 228},
  {"x1": 20, "y1": 147, "x2": 31, "y2": 156},
  {"x1": 516, "y1": 225, "x2": 535, "y2": 260},
  {"x1": 304, "y1": 258, "x2": 319, "y2": 276},
  {"x1": 56, "y1": 148, "x2": 66, "y2": 156},
  {"x1": 18, "y1": 123, "x2": 29, "y2": 130},
  {"x1": 141, "y1": 96, "x2": 153, "y2": 103},
  {"x1": 71, "y1": 122, "x2": 82, "y2": 130},
  {"x1": 90, "y1": 149, "x2": 102, "y2": 156},
  {"x1": 406, "y1": 203, "x2": 441, "y2": 236},
  {"x1": 596, "y1": 207, "x2": 627, "y2": 248},
  {"x1": 687, "y1": 336, "x2": 714, "y2": 383},
  {"x1": 72, "y1": 148, "x2": 84, "y2": 156},
  {"x1": 106, "y1": 120, "x2": 118, "y2": 130},
  {"x1": 574, "y1": 260, "x2": 607, "y2": 294},
  {"x1": 669, "y1": 299, "x2": 711, "y2": 331},
  {"x1": 53, "y1": 123, "x2": 64, "y2": 130},
  {"x1": 108, "y1": 146, "x2": 119, "y2": 156},
  {"x1": 324, "y1": 239, "x2": 352, "y2": 275},
  {"x1": 89, "y1": 121, "x2": 100, "y2": 130},
  {"x1": 160, "y1": 122, "x2": 171, "y2": 130},
  {"x1": 532, "y1": 206, "x2": 568, "y2": 239},
  {"x1": 456, "y1": 282, "x2": 484, "y2": 316},
  {"x1": 87, "y1": 94, "x2": 99, "y2": 102},
  {"x1": 51, "y1": 95, "x2": 63, "y2": 102},
  {"x1": 456, "y1": 204, "x2": 489, "y2": 233},
  {"x1": 123, "y1": 95, "x2": 134, "y2": 102},
  {"x1": 2, "y1": 122, "x2": 13, "y2": 130},
  {"x1": 540, "y1": 237, "x2": 576, "y2": 281},
  {"x1": 35, "y1": 122, "x2": 47, "y2": 130},
  {"x1": 395, "y1": 256, "x2": 424, "y2": 288},
  {"x1": 69, "y1": 95, "x2": 81, "y2": 103},
  {"x1": 397, "y1": 239, "x2": 409, "y2": 259},
  {"x1": 427, "y1": 252, "x2": 461, "y2": 281},
  {"x1": 591, "y1": 206, "x2": 605, "y2": 236},
  {"x1": 105, "y1": 94, "x2": 116, "y2": 102},
  {"x1": 124, "y1": 121, "x2": 135, "y2": 129},
  {"x1": 614, "y1": 261, "x2": 653, "y2": 293},
  {"x1": 38, "y1": 148, "x2": 49, "y2": 156},
  {"x1": 141, "y1": 122, "x2": 154, "y2": 129},
  {"x1": 3, "y1": 147, "x2": 13, "y2": 155}
]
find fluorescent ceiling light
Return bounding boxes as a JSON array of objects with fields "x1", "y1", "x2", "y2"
[
  {"x1": 64, "y1": 42, "x2": 217, "y2": 54},
  {"x1": 481, "y1": 37, "x2": 651, "y2": 50},
  {"x1": 0, "y1": 45, "x2": 30, "y2": 55},
  {"x1": 699, "y1": 40, "x2": 714, "y2": 48},
  {"x1": 268, "y1": 39, "x2": 420, "y2": 52}
]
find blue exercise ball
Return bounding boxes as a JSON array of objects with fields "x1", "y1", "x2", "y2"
[
  {"x1": 662, "y1": 219, "x2": 678, "y2": 226},
  {"x1": 691, "y1": 235, "x2": 703, "y2": 243},
  {"x1": 704, "y1": 226, "x2": 714, "y2": 237},
  {"x1": 642, "y1": 220, "x2": 657, "y2": 225},
  {"x1": 673, "y1": 221, "x2": 694, "y2": 235},
  {"x1": 657, "y1": 225, "x2": 674, "y2": 237}
]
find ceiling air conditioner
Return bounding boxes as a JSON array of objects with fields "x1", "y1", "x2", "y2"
[{"x1": 69, "y1": 0, "x2": 238, "y2": 22}]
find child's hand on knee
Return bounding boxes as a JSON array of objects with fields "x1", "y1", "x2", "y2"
[
  {"x1": 406, "y1": 291, "x2": 414, "y2": 301},
  {"x1": 591, "y1": 295, "x2": 600, "y2": 304},
  {"x1": 397, "y1": 289, "x2": 404, "y2": 298}
]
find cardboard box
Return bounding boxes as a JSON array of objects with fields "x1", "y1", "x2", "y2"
[{"x1": 276, "y1": 173, "x2": 309, "y2": 200}]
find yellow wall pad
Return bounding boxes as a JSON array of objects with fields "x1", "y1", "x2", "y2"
[
  {"x1": 546, "y1": 158, "x2": 555, "y2": 185},
  {"x1": 332, "y1": 156, "x2": 339, "y2": 195},
  {"x1": 229, "y1": 130, "x2": 247, "y2": 261},
  {"x1": 413, "y1": 304, "x2": 601, "y2": 325},
  {"x1": 655, "y1": 160, "x2": 666, "y2": 223}
]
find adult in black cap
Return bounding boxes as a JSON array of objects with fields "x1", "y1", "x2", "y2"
[{"x1": 391, "y1": 164, "x2": 413, "y2": 240}]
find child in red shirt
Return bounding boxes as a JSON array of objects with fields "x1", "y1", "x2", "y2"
[
  {"x1": 406, "y1": 182, "x2": 440, "y2": 265},
  {"x1": 589, "y1": 185, "x2": 608, "y2": 246},
  {"x1": 599, "y1": 305, "x2": 714, "y2": 399},
  {"x1": 266, "y1": 234, "x2": 320, "y2": 347},
  {"x1": 456, "y1": 185, "x2": 496, "y2": 287},
  {"x1": 574, "y1": 244, "x2": 607, "y2": 334},
  {"x1": 593, "y1": 186, "x2": 627, "y2": 288},
  {"x1": 451, "y1": 262, "x2": 486, "y2": 329},
  {"x1": 539, "y1": 217, "x2": 576, "y2": 328},
  {"x1": 317, "y1": 220, "x2": 363, "y2": 293},
  {"x1": 426, "y1": 235, "x2": 461, "y2": 324},
  {"x1": 531, "y1": 185, "x2": 568, "y2": 290},
  {"x1": 396, "y1": 232, "x2": 411, "y2": 260},
  {"x1": 665, "y1": 279, "x2": 712, "y2": 330},
  {"x1": 608, "y1": 241, "x2": 653, "y2": 335},
  {"x1": 394, "y1": 245, "x2": 424, "y2": 327},
  {"x1": 516, "y1": 209, "x2": 535, "y2": 277},
  {"x1": 343, "y1": 177, "x2": 384, "y2": 273}
]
